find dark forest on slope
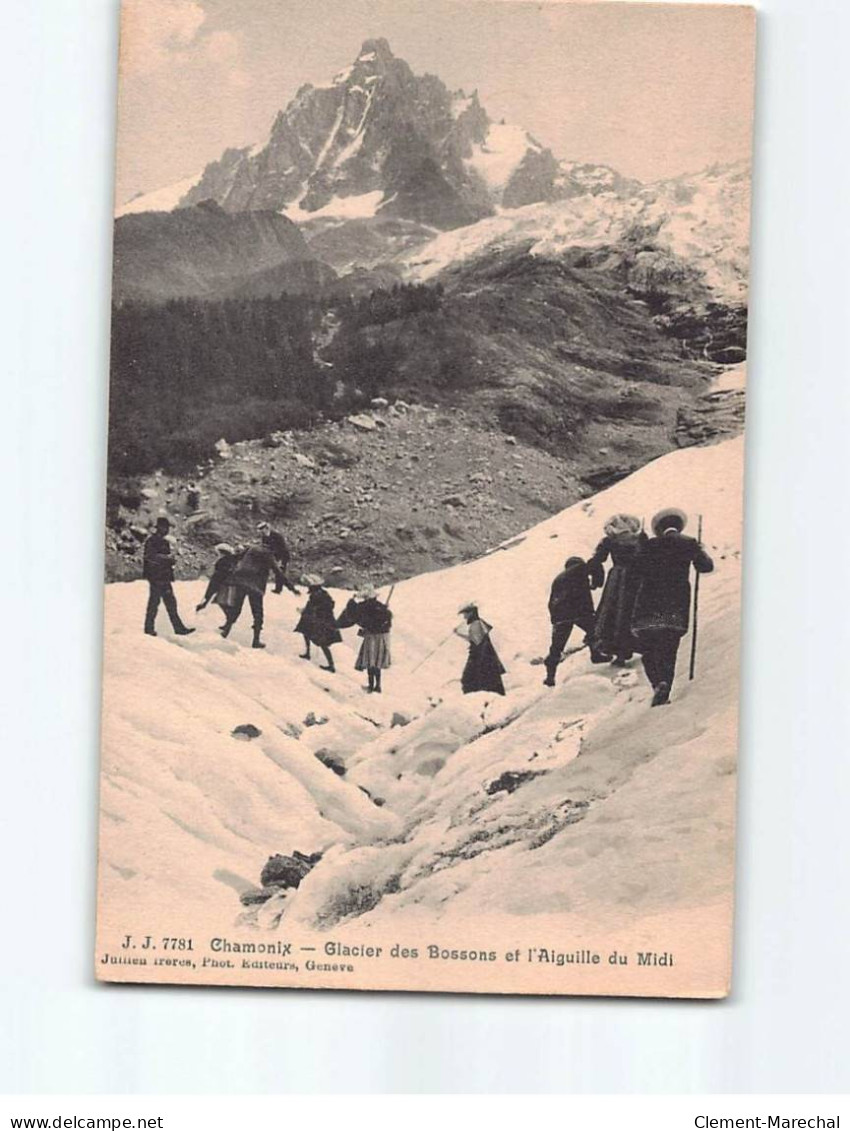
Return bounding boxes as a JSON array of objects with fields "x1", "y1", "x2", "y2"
[{"x1": 109, "y1": 254, "x2": 742, "y2": 481}]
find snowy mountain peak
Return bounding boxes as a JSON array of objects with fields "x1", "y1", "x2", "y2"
[{"x1": 170, "y1": 43, "x2": 637, "y2": 229}]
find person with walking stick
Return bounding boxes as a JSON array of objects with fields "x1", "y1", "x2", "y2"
[
  {"x1": 455, "y1": 601, "x2": 506, "y2": 696},
  {"x1": 336, "y1": 584, "x2": 393, "y2": 693},
  {"x1": 630, "y1": 508, "x2": 713, "y2": 707}
]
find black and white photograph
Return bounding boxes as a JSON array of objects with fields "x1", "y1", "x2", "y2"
[{"x1": 93, "y1": 0, "x2": 757, "y2": 999}]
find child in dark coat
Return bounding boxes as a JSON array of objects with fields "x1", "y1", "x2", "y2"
[{"x1": 294, "y1": 575, "x2": 342, "y2": 672}]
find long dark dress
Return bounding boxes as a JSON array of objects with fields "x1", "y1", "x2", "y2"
[
  {"x1": 294, "y1": 587, "x2": 342, "y2": 648},
  {"x1": 588, "y1": 532, "x2": 647, "y2": 659},
  {"x1": 461, "y1": 619, "x2": 506, "y2": 696}
]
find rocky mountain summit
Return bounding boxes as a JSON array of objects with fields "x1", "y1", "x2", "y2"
[
  {"x1": 175, "y1": 38, "x2": 633, "y2": 229},
  {"x1": 115, "y1": 40, "x2": 749, "y2": 317}
]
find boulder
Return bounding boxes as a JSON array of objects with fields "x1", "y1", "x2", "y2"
[
  {"x1": 259, "y1": 853, "x2": 314, "y2": 890},
  {"x1": 315, "y1": 749, "x2": 346, "y2": 776},
  {"x1": 486, "y1": 770, "x2": 545, "y2": 796},
  {"x1": 232, "y1": 723, "x2": 262, "y2": 740},
  {"x1": 347, "y1": 414, "x2": 377, "y2": 432},
  {"x1": 239, "y1": 886, "x2": 278, "y2": 907},
  {"x1": 390, "y1": 711, "x2": 412, "y2": 728},
  {"x1": 303, "y1": 711, "x2": 329, "y2": 727}
]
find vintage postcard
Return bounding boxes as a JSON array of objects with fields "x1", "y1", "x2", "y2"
[{"x1": 97, "y1": 0, "x2": 756, "y2": 997}]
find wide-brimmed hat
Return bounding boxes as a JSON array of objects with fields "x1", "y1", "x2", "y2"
[
  {"x1": 458, "y1": 600, "x2": 479, "y2": 615},
  {"x1": 256, "y1": 520, "x2": 272, "y2": 533},
  {"x1": 651, "y1": 507, "x2": 687, "y2": 536},
  {"x1": 357, "y1": 584, "x2": 377, "y2": 600},
  {"x1": 604, "y1": 513, "x2": 642, "y2": 538},
  {"x1": 215, "y1": 543, "x2": 235, "y2": 555},
  {"x1": 303, "y1": 573, "x2": 324, "y2": 588}
]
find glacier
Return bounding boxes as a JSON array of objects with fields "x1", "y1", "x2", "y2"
[{"x1": 98, "y1": 432, "x2": 743, "y2": 944}]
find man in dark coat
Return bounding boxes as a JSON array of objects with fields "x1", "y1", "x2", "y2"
[
  {"x1": 631, "y1": 508, "x2": 714, "y2": 706},
  {"x1": 257, "y1": 521, "x2": 300, "y2": 594},
  {"x1": 543, "y1": 557, "x2": 597, "y2": 686},
  {"x1": 220, "y1": 538, "x2": 285, "y2": 649},
  {"x1": 142, "y1": 517, "x2": 195, "y2": 637}
]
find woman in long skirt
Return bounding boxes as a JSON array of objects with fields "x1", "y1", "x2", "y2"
[
  {"x1": 588, "y1": 514, "x2": 647, "y2": 665},
  {"x1": 337, "y1": 584, "x2": 392, "y2": 693},
  {"x1": 294, "y1": 575, "x2": 342, "y2": 672},
  {"x1": 455, "y1": 602, "x2": 506, "y2": 696}
]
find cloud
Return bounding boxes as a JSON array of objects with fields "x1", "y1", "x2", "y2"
[{"x1": 121, "y1": 0, "x2": 245, "y2": 83}]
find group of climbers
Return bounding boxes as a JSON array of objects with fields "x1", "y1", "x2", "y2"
[
  {"x1": 141, "y1": 503, "x2": 712, "y2": 706},
  {"x1": 542, "y1": 508, "x2": 713, "y2": 706},
  {"x1": 141, "y1": 519, "x2": 394, "y2": 691}
]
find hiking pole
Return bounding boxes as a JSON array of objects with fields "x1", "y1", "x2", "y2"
[
  {"x1": 384, "y1": 584, "x2": 396, "y2": 607},
  {"x1": 689, "y1": 514, "x2": 703, "y2": 681},
  {"x1": 410, "y1": 630, "x2": 455, "y2": 675}
]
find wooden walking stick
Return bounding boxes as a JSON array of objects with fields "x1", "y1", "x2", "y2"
[
  {"x1": 409, "y1": 630, "x2": 455, "y2": 675},
  {"x1": 688, "y1": 514, "x2": 703, "y2": 681}
]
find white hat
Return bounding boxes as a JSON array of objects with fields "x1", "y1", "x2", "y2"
[
  {"x1": 458, "y1": 600, "x2": 479, "y2": 615},
  {"x1": 357, "y1": 584, "x2": 377, "y2": 600},
  {"x1": 603, "y1": 513, "x2": 641, "y2": 538},
  {"x1": 303, "y1": 573, "x2": 324, "y2": 587},
  {"x1": 215, "y1": 543, "x2": 235, "y2": 555}
]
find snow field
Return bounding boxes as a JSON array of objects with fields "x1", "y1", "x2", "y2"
[{"x1": 99, "y1": 436, "x2": 743, "y2": 934}]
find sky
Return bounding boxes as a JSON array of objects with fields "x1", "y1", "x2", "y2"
[{"x1": 115, "y1": 0, "x2": 756, "y2": 205}]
